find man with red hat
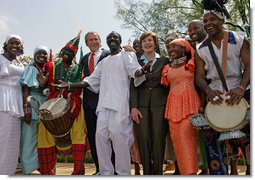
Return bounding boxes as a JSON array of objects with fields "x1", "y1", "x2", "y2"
[{"x1": 37, "y1": 31, "x2": 87, "y2": 175}]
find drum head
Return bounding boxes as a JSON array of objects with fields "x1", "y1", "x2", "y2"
[
  {"x1": 39, "y1": 98, "x2": 68, "y2": 116},
  {"x1": 205, "y1": 95, "x2": 248, "y2": 132}
]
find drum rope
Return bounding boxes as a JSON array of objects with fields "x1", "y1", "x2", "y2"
[
  {"x1": 52, "y1": 129, "x2": 71, "y2": 138},
  {"x1": 46, "y1": 98, "x2": 62, "y2": 112}
]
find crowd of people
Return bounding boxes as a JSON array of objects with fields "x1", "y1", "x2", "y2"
[{"x1": 0, "y1": 2, "x2": 250, "y2": 176}]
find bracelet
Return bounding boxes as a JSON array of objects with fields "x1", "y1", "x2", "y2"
[{"x1": 237, "y1": 85, "x2": 246, "y2": 92}]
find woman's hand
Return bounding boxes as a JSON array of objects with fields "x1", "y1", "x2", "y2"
[{"x1": 131, "y1": 107, "x2": 143, "y2": 124}]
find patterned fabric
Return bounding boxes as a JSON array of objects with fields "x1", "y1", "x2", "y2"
[
  {"x1": 161, "y1": 59, "x2": 201, "y2": 123},
  {"x1": 169, "y1": 118, "x2": 198, "y2": 174},
  {"x1": 38, "y1": 146, "x2": 57, "y2": 175},
  {"x1": 0, "y1": 113, "x2": 21, "y2": 175},
  {"x1": 37, "y1": 99, "x2": 87, "y2": 175},
  {"x1": 47, "y1": 60, "x2": 84, "y2": 120},
  {"x1": 71, "y1": 144, "x2": 86, "y2": 175},
  {"x1": 205, "y1": 130, "x2": 228, "y2": 175}
]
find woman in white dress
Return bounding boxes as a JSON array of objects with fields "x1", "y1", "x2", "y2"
[{"x1": 0, "y1": 34, "x2": 25, "y2": 175}]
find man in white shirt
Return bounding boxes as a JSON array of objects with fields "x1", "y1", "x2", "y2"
[
  {"x1": 79, "y1": 32, "x2": 111, "y2": 175},
  {"x1": 55, "y1": 31, "x2": 148, "y2": 175}
]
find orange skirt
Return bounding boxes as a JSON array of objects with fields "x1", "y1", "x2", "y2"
[{"x1": 169, "y1": 117, "x2": 198, "y2": 175}]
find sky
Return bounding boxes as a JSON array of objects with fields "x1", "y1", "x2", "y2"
[
  {"x1": 0, "y1": 0, "x2": 254, "y2": 59},
  {"x1": 0, "y1": 0, "x2": 151, "y2": 59}
]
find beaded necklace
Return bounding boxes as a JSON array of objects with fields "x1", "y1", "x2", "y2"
[
  {"x1": 172, "y1": 56, "x2": 186, "y2": 66},
  {"x1": 11, "y1": 58, "x2": 25, "y2": 67}
]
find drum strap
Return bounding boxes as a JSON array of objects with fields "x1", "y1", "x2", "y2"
[{"x1": 206, "y1": 31, "x2": 229, "y2": 92}]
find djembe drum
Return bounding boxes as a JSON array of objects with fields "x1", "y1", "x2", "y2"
[
  {"x1": 39, "y1": 97, "x2": 73, "y2": 156},
  {"x1": 205, "y1": 93, "x2": 249, "y2": 142}
]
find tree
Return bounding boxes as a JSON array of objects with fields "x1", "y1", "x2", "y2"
[{"x1": 115, "y1": 0, "x2": 250, "y2": 42}]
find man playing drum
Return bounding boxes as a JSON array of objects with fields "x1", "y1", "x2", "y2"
[
  {"x1": 195, "y1": 1, "x2": 250, "y2": 175},
  {"x1": 37, "y1": 31, "x2": 87, "y2": 175}
]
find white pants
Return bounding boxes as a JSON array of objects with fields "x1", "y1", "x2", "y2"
[
  {"x1": 0, "y1": 112, "x2": 21, "y2": 175},
  {"x1": 96, "y1": 109, "x2": 134, "y2": 175}
]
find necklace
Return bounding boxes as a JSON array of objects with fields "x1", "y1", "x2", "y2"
[
  {"x1": 172, "y1": 56, "x2": 186, "y2": 66},
  {"x1": 11, "y1": 59, "x2": 25, "y2": 67}
]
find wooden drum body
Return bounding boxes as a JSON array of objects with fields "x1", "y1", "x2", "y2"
[{"x1": 39, "y1": 97, "x2": 73, "y2": 155}]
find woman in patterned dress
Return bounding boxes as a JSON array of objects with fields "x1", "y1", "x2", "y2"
[{"x1": 161, "y1": 39, "x2": 201, "y2": 175}]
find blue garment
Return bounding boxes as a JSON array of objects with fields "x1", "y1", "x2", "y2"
[
  {"x1": 205, "y1": 130, "x2": 228, "y2": 175},
  {"x1": 20, "y1": 60, "x2": 47, "y2": 174},
  {"x1": 140, "y1": 53, "x2": 160, "y2": 71},
  {"x1": 20, "y1": 60, "x2": 47, "y2": 121}
]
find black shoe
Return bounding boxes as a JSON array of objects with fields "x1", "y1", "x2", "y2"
[{"x1": 92, "y1": 171, "x2": 100, "y2": 175}]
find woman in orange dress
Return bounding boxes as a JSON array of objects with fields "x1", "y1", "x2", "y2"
[{"x1": 161, "y1": 39, "x2": 200, "y2": 175}]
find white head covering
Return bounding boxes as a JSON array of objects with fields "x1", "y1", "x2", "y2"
[
  {"x1": 203, "y1": 10, "x2": 225, "y2": 20},
  {"x1": 33, "y1": 45, "x2": 49, "y2": 57},
  {"x1": 5, "y1": 34, "x2": 23, "y2": 44}
]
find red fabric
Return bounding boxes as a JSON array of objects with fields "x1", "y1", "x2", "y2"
[
  {"x1": 46, "y1": 62, "x2": 82, "y2": 121},
  {"x1": 71, "y1": 144, "x2": 86, "y2": 175},
  {"x1": 44, "y1": 61, "x2": 55, "y2": 93},
  {"x1": 185, "y1": 59, "x2": 195, "y2": 73},
  {"x1": 169, "y1": 39, "x2": 195, "y2": 58},
  {"x1": 38, "y1": 146, "x2": 57, "y2": 175},
  {"x1": 65, "y1": 44, "x2": 78, "y2": 54},
  {"x1": 89, "y1": 53, "x2": 95, "y2": 74},
  {"x1": 238, "y1": 148, "x2": 244, "y2": 158},
  {"x1": 161, "y1": 60, "x2": 200, "y2": 123}
]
